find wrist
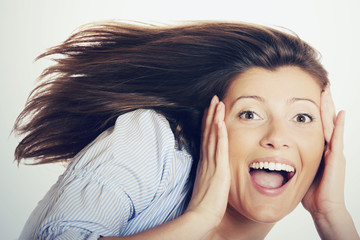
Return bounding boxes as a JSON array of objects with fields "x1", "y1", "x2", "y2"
[
  {"x1": 311, "y1": 207, "x2": 359, "y2": 240},
  {"x1": 175, "y1": 210, "x2": 217, "y2": 239},
  {"x1": 184, "y1": 209, "x2": 221, "y2": 229}
]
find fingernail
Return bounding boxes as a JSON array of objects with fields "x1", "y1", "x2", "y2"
[
  {"x1": 323, "y1": 86, "x2": 329, "y2": 96},
  {"x1": 211, "y1": 95, "x2": 219, "y2": 104}
]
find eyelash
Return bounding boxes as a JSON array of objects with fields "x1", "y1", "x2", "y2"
[
  {"x1": 238, "y1": 111, "x2": 314, "y2": 123},
  {"x1": 293, "y1": 113, "x2": 314, "y2": 123},
  {"x1": 238, "y1": 111, "x2": 261, "y2": 120}
]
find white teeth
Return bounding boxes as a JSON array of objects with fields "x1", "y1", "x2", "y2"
[
  {"x1": 250, "y1": 162, "x2": 295, "y2": 172},
  {"x1": 269, "y1": 162, "x2": 275, "y2": 171},
  {"x1": 264, "y1": 162, "x2": 269, "y2": 169},
  {"x1": 275, "y1": 163, "x2": 282, "y2": 170}
]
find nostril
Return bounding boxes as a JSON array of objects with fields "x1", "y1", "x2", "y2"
[{"x1": 263, "y1": 142, "x2": 289, "y2": 149}]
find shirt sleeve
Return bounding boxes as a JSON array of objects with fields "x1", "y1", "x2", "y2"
[{"x1": 21, "y1": 109, "x2": 176, "y2": 240}]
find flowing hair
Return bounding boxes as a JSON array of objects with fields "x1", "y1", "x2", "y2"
[{"x1": 13, "y1": 21, "x2": 329, "y2": 165}]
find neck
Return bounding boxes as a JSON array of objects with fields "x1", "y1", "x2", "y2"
[{"x1": 207, "y1": 205, "x2": 275, "y2": 240}]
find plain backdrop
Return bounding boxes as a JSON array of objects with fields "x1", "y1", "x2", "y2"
[{"x1": 1, "y1": 0, "x2": 359, "y2": 239}]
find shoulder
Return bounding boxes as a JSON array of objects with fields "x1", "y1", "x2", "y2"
[
  {"x1": 111, "y1": 109, "x2": 175, "y2": 158},
  {"x1": 115, "y1": 109, "x2": 170, "y2": 128},
  {"x1": 67, "y1": 109, "x2": 191, "y2": 214},
  {"x1": 68, "y1": 109, "x2": 187, "y2": 195},
  {"x1": 70, "y1": 109, "x2": 178, "y2": 172},
  {"x1": 113, "y1": 109, "x2": 174, "y2": 144}
]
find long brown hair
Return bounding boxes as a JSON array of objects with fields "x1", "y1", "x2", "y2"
[{"x1": 13, "y1": 21, "x2": 329, "y2": 165}]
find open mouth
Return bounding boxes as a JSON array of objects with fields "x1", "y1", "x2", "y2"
[{"x1": 249, "y1": 162, "x2": 296, "y2": 189}]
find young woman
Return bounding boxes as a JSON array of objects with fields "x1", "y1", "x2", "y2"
[{"x1": 14, "y1": 21, "x2": 359, "y2": 239}]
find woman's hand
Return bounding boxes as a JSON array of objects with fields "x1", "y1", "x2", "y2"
[
  {"x1": 186, "y1": 95, "x2": 231, "y2": 229},
  {"x1": 302, "y1": 87, "x2": 359, "y2": 239},
  {"x1": 302, "y1": 87, "x2": 346, "y2": 218}
]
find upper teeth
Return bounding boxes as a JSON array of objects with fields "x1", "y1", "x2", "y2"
[{"x1": 250, "y1": 162, "x2": 295, "y2": 172}]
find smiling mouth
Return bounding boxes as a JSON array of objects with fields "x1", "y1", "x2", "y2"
[{"x1": 249, "y1": 162, "x2": 296, "y2": 189}]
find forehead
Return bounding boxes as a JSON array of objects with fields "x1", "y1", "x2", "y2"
[{"x1": 226, "y1": 66, "x2": 322, "y2": 102}]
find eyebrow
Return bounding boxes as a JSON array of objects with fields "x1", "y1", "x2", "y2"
[
  {"x1": 232, "y1": 95, "x2": 319, "y2": 109},
  {"x1": 288, "y1": 97, "x2": 319, "y2": 108},
  {"x1": 231, "y1": 95, "x2": 264, "y2": 108}
]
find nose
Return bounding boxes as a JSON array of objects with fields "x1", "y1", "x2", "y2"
[{"x1": 259, "y1": 119, "x2": 291, "y2": 149}]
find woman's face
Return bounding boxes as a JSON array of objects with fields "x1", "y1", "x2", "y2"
[{"x1": 223, "y1": 66, "x2": 324, "y2": 223}]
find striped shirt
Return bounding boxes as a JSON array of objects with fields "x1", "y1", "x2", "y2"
[{"x1": 19, "y1": 109, "x2": 194, "y2": 240}]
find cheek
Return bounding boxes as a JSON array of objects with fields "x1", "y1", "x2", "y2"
[
  {"x1": 227, "y1": 128, "x2": 257, "y2": 164},
  {"x1": 226, "y1": 128, "x2": 259, "y2": 193},
  {"x1": 300, "y1": 128, "x2": 324, "y2": 165},
  {"x1": 297, "y1": 128, "x2": 324, "y2": 186}
]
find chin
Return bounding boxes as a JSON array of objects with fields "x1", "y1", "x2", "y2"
[
  {"x1": 247, "y1": 208, "x2": 290, "y2": 224},
  {"x1": 229, "y1": 199, "x2": 298, "y2": 224}
]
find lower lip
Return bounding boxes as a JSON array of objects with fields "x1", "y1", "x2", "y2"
[{"x1": 249, "y1": 173, "x2": 292, "y2": 197}]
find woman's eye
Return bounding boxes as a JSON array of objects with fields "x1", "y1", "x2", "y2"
[
  {"x1": 294, "y1": 114, "x2": 313, "y2": 123},
  {"x1": 239, "y1": 111, "x2": 261, "y2": 120}
]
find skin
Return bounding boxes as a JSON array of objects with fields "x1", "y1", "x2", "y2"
[
  {"x1": 199, "y1": 66, "x2": 325, "y2": 239},
  {"x1": 102, "y1": 66, "x2": 359, "y2": 239},
  {"x1": 196, "y1": 66, "x2": 358, "y2": 240},
  {"x1": 223, "y1": 66, "x2": 325, "y2": 225}
]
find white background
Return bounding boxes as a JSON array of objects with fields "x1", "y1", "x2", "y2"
[{"x1": 1, "y1": 0, "x2": 359, "y2": 239}]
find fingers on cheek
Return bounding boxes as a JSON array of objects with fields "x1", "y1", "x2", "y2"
[
  {"x1": 203, "y1": 99, "x2": 224, "y2": 164},
  {"x1": 323, "y1": 113, "x2": 334, "y2": 143},
  {"x1": 209, "y1": 102, "x2": 226, "y2": 158},
  {"x1": 215, "y1": 102, "x2": 228, "y2": 148},
  {"x1": 202, "y1": 97, "x2": 219, "y2": 146},
  {"x1": 321, "y1": 88, "x2": 336, "y2": 143},
  {"x1": 330, "y1": 111, "x2": 346, "y2": 153}
]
